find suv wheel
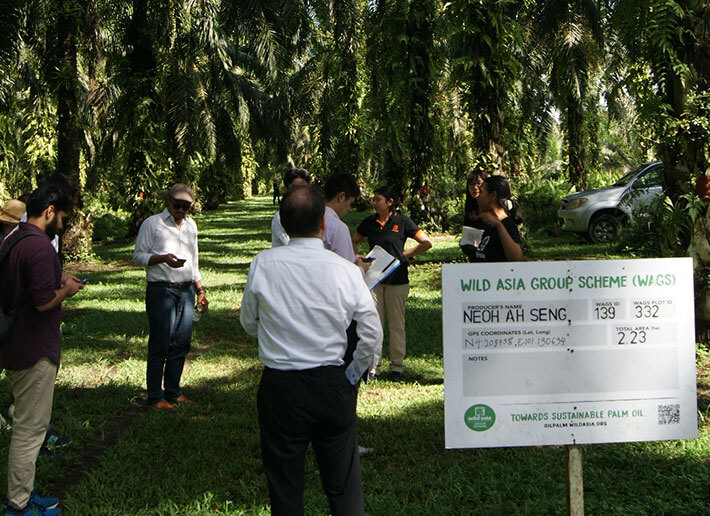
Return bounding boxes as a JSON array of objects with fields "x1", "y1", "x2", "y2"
[{"x1": 588, "y1": 214, "x2": 620, "y2": 243}]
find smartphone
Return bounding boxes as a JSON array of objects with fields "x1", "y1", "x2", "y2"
[
  {"x1": 174, "y1": 258, "x2": 187, "y2": 266},
  {"x1": 80, "y1": 278, "x2": 89, "y2": 284}
]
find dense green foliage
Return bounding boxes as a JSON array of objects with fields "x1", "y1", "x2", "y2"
[{"x1": 0, "y1": 1, "x2": 708, "y2": 252}]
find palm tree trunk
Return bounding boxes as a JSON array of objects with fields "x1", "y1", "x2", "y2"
[
  {"x1": 566, "y1": 95, "x2": 586, "y2": 190},
  {"x1": 57, "y1": 0, "x2": 92, "y2": 259},
  {"x1": 332, "y1": 0, "x2": 360, "y2": 174},
  {"x1": 125, "y1": 0, "x2": 159, "y2": 236},
  {"x1": 405, "y1": 0, "x2": 435, "y2": 220}
]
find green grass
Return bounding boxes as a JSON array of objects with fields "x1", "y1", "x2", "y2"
[{"x1": 0, "y1": 196, "x2": 707, "y2": 515}]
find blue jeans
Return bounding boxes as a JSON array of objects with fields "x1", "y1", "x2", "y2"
[{"x1": 145, "y1": 285, "x2": 194, "y2": 403}]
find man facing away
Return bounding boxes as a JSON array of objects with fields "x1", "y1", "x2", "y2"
[
  {"x1": 0, "y1": 185, "x2": 84, "y2": 516},
  {"x1": 270, "y1": 167, "x2": 311, "y2": 248},
  {"x1": 272, "y1": 178, "x2": 281, "y2": 205},
  {"x1": 132, "y1": 184, "x2": 208, "y2": 411},
  {"x1": 240, "y1": 185, "x2": 382, "y2": 515}
]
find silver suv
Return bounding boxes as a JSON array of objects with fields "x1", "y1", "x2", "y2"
[{"x1": 558, "y1": 162, "x2": 663, "y2": 243}]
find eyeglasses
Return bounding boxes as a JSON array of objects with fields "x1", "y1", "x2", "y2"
[{"x1": 171, "y1": 199, "x2": 192, "y2": 211}]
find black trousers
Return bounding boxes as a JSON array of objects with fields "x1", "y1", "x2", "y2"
[{"x1": 257, "y1": 366, "x2": 364, "y2": 516}]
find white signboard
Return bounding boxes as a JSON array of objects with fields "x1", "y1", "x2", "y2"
[{"x1": 443, "y1": 258, "x2": 698, "y2": 448}]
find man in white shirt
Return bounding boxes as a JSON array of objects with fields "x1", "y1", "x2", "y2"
[
  {"x1": 270, "y1": 167, "x2": 311, "y2": 247},
  {"x1": 133, "y1": 184, "x2": 208, "y2": 411},
  {"x1": 241, "y1": 185, "x2": 382, "y2": 516}
]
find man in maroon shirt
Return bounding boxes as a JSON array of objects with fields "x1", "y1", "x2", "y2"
[{"x1": 0, "y1": 185, "x2": 83, "y2": 516}]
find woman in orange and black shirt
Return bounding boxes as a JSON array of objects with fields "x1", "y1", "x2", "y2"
[{"x1": 352, "y1": 186, "x2": 432, "y2": 380}]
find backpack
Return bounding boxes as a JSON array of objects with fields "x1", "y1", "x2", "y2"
[{"x1": 0, "y1": 231, "x2": 44, "y2": 343}]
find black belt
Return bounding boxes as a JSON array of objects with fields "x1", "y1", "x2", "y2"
[
  {"x1": 263, "y1": 365, "x2": 344, "y2": 376},
  {"x1": 147, "y1": 281, "x2": 193, "y2": 291}
]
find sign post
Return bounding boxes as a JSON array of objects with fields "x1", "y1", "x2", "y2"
[
  {"x1": 443, "y1": 258, "x2": 698, "y2": 513},
  {"x1": 566, "y1": 446, "x2": 584, "y2": 516}
]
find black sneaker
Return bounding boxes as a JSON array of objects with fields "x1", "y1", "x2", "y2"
[{"x1": 388, "y1": 371, "x2": 404, "y2": 381}]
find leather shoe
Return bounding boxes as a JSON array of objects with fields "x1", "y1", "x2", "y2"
[
  {"x1": 153, "y1": 400, "x2": 176, "y2": 411},
  {"x1": 171, "y1": 395, "x2": 198, "y2": 405}
]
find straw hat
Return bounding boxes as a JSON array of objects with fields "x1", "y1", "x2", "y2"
[{"x1": 0, "y1": 199, "x2": 25, "y2": 225}]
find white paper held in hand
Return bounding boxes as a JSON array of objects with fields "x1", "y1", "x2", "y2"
[
  {"x1": 460, "y1": 226, "x2": 484, "y2": 247},
  {"x1": 363, "y1": 245, "x2": 401, "y2": 290}
]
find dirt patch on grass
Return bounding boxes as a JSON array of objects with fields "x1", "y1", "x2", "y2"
[
  {"x1": 64, "y1": 259, "x2": 134, "y2": 275},
  {"x1": 61, "y1": 305, "x2": 89, "y2": 323},
  {"x1": 48, "y1": 398, "x2": 148, "y2": 499}
]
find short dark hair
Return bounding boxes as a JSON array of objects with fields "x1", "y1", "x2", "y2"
[
  {"x1": 283, "y1": 168, "x2": 311, "y2": 188},
  {"x1": 26, "y1": 185, "x2": 74, "y2": 218},
  {"x1": 324, "y1": 173, "x2": 359, "y2": 202},
  {"x1": 373, "y1": 185, "x2": 400, "y2": 211},
  {"x1": 38, "y1": 173, "x2": 75, "y2": 198},
  {"x1": 280, "y1": 185, "x2": 324, "y2": 237}
]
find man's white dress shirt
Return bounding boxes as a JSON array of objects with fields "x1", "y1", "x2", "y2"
[
  {"x1": 133, "y1": 208, "x2": 201, "y2": 283},
  {"x1": 270, "y1": 212, "x2": 289, "y2": 247},
  {"x1": 323, "y1": 206, "x2": 355, "y2": 263},
  {"x1": 240, "y1": 238, "x2": 382, "y2": 384}
]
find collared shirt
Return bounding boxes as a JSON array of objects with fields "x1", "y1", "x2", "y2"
[
  {"x1": 0, "y1": 222, "x2": 62, "y2": 369},
  {"x1": 323, "y1": 206, "x2": 355, "y2": 263},
  {"x1": 355, "y1": 212, "x2": 422, "y2": 285},
  {"x1": 132, "y1": 208, "x2": 201, "y2": 283},
  {"x1": 270, "y1": 212, "x2": 289, "y2": 247},
  {"x1": 240, "y1": 238, "x2": 382, "y2": 384}
]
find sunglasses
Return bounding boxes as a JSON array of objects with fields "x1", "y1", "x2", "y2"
[{"x1": 171, "y1": 199, "x2": 192, "y2": 211}]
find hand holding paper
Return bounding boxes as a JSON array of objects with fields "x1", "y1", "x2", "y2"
[
  {"x1": 363, "y1": 245, "x2": 400, "y2": 290},
  {"x1": 460, "y1": 226, "x2": 484, "y2": 247}
]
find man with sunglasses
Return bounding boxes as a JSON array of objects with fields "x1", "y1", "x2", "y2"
[{"x1": 133, "y1": 183, "x2": 207, "y2": 411}]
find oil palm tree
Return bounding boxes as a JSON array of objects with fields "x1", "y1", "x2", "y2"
[{"x1": 530, "y1": 0, "x2": 603, "y2": 189}]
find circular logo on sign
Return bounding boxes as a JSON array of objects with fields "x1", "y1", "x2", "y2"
[{"x1": 464, "y1": 404, "x2": 496, "y2": 432}]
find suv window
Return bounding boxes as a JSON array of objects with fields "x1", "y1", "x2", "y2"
[{"x1": 633, "y1": 168, "x2": 662, "y2": 189}]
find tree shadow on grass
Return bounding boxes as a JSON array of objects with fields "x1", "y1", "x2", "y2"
[
  {"x1": 58, "y1": 371, "x2": 270, "y2": 515},
  {"x1": 358, "y1": 396, "x2": 709, "y2": 515}
]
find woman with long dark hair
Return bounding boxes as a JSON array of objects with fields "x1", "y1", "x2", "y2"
[
  {"x1": 464, "y1": 169, "x2": 488, "y2": 228},
  {"x1": 461, "y1": 169, "x2": 488, "y2": 261},
  {"x1": 471, "y1": 175, "x2": 524, "y2": 262},
  {"x1": 352, "y1": 186, "x2": 432, "y2": 380}
]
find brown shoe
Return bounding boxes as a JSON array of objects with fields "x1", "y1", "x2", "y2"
[
  {"x1": 153, "y1": 400, "x2": 176, "y2": 411},
  {"x1": 171, "y1": 394, "x2": 198, "y2": 405}
]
